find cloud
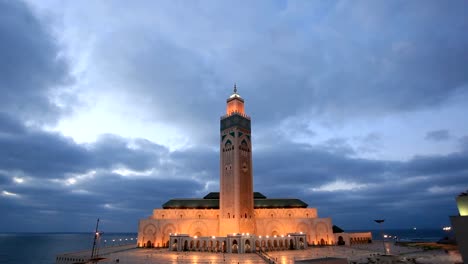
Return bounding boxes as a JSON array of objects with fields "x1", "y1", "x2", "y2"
[
  {"x1": 2, "y1": 0, "x2": 467, "y2": 232},
  {"x1": 1, "y1": 113, "x2": 467, "y2": 230},
  {"x1": 37, "y1": 0, "x2": 468, "y2": 144},
  {"x1": 425, "y1": 130, "x2": 450, "y2": 141},
  {"x1": 0, "y1": 0, "x2": 72, "y2": 124}
]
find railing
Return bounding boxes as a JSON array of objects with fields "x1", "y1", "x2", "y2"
[
  {"x1": 256, "y1": 250, "x2": 276, "y2": 264},
  {"x1": 220, "y1": 111, "x2": 251, "y2": 120}
]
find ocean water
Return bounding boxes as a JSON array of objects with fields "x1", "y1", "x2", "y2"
[
  {"x1": 0, "y1": 232, "x2": 137, "y2": 264},
  {"x1": 0, "y1": 229, "x2": 449, "y2": 264}
]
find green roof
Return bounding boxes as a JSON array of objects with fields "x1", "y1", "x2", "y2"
[
  {"x1": 162, "y1": 199, "x2": 218, "y2": 209},
  {"x1": 203, "y1": 192, "x2": 266, "y2": 199},
  {"x1": 162, "y1": 193, "x2": 308, "y2": 209}
]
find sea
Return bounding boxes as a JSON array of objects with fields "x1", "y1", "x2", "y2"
[
  {"x1": 0, "y1": 232, "x2": 137, "y2": 264},
  {"x1": 0, "y1": 229, "x2": 450, "y2": 264}
]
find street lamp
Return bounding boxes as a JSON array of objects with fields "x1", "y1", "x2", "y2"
[{"x1": 374, "y1": 219, "x2": 386, "y2": 254}]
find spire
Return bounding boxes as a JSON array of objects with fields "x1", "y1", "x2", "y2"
[{"x1": 234, "y1": 83, "x2": 237, "y2": 94}]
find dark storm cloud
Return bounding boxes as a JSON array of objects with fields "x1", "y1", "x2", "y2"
[
  {"x1": 0, "y1": 0, "x2": 71, "y2": 123},
  {"x1": 0, "y1": 113, "x2": 89, "y2": 178},
  {"x1": 425, "y1": 130, "x2": 450, "y2": 141},
  {"x1": 0, "y1": 113, "x2": 177, "y2": 179},
  {"x1": 89, "y1": 135, "x2": 167, "y2": 172},
  {"x1": 78, "y1": 0, "x2": 468, "y2": 143},
  {"x1": 0, "y1": 114, "x2": 219, "y2": 231},
  {"x1": 1, "y1": 116, "x2": 466, "y2": 230},
  {"x1": 252, "y1": 139, "x2": 467, "y2": 229}
]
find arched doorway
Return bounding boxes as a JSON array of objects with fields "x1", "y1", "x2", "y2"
[
  {"x1": 172, "y1": 239, "x2": 178, "y2": 251},
  {"x1": 320, "y1": 238, "x2": 325, "y2": 246},
  {"x1": 245, "y1": 239, "x2": 251, "y2": 253},
  {"x1": 299, "y1": 238, "x2": 304, "y2": 249},
  {"x1": 232, "y1": 240, "x2": 238, "y2": 253},
  {"x1": 184, "y1": 240, "x2": 189, "y2": 251},
  {"x1": 190, "y1": 241, "x2": 194, "y2": 251},
  {"x1": 289, "y1": 239, "x2": 294, "y2": 250},
  {"x1": 255, "y1": 240, "x2": 260, "y2": 251},
  {"x1": 338, "y1": 236, "x2": 345, "y2": 245},
  {"x1": 146, "y1": 240, "x2": 152, "y2": 248}
]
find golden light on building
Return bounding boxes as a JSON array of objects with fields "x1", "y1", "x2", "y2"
[{"x1": 137, "y1": 84, "x2": 371, "y2": 252}]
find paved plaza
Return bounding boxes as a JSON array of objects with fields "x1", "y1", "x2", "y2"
[{"x1": 94, "y1": 241, "x2": 462, "y2": 264}]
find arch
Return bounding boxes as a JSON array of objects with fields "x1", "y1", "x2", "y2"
[
  {"x1": 255, "y1": 240, "x2": 260, "y2": 251},
  {"x1": 289, "y1": 239, "x2": 294, "y2": 250},
  {"x1": 162, "y1": 223, "x2": 176, "y2": 247},
  {"x1": 143, "y1": 224, "x2": 157, "y2": 238},
  {"x1": 299, "y1": 238, "x2": 304, "y2": 249},
  {"x1": 171, "y1": 239, "x2": 178, "y2": 251},
  {"x1": 338, "y1": 236, "x2": 346, "y2": 246},
  {"x1": 224, "y1": 140, "x2": 232, "y2": 148},
  {"x1": 232, "y1": 240, "x2": 238, "y2": 253},
  {"x1": 190, "y1": 240, "x2": 194, "y2": 251},
  {"x1": 196, "y1": 240, "x2": 200, "y2": 250},
  {"x1": 320, "y1": 238, "x2": 325, "y2": 246},
  {"x1": 273, "y1": 240, "x2": 278, "y2": 249},
  {"x1": 188, "y1": 221, "x2": 209, "y2": 237},
  {"x1": 296, "y1": 222, "x2": 309, "y2": 234},
  {"x1": 265, "y1": 220, "x2": 284, "y2": 237},
  {"x1": 245, "y1": 239, "x2": 251, "y2": 253},
  {"x1": 146, "y1": 240, "x2": 152, "y2": 248}
]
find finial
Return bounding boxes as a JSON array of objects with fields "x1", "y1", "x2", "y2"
[{"x1": 233, "y1": 83, "x2": 237, "y2": 94}]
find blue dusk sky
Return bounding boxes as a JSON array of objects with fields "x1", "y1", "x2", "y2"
[{"x1": 1, "y1": 0, "x2": 467, "y2": 232}]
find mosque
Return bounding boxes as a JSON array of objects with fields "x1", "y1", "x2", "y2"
[{"x1": 137, "y1": 86, "x2": 371, "y2": 253}]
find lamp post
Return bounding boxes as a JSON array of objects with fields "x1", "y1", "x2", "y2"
[{"x1": 374, "y1": 219, "x2": 386, "y2": 255}]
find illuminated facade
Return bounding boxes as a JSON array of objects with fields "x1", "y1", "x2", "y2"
[{"x1": 137, "y1": 85, "x2": 336, "y2": 252}]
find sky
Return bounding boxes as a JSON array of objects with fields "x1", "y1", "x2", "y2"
[{"x1": 1, "y1": 0, "x2": 467, "y2": 232}]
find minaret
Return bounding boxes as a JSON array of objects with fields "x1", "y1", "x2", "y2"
[{"x1": 219, "y1": 84, "x2": 255, "y2": 235}]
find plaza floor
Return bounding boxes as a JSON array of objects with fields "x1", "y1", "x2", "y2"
[{"x1": 94, "y1": 241, "x2": 462, "y2": 264}]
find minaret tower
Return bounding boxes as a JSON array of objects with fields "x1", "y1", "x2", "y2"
[{"x1": 219, "y1": 84, "x2": 255, "y2": 235}]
